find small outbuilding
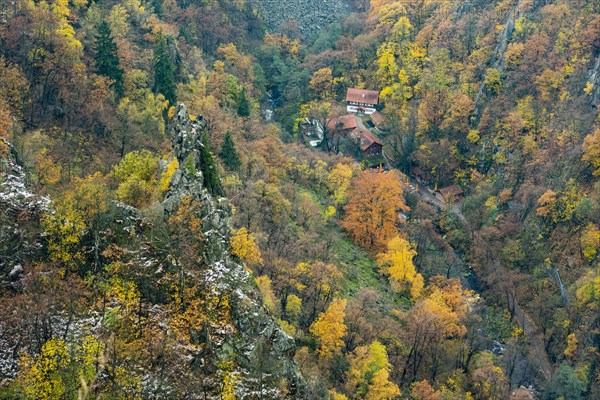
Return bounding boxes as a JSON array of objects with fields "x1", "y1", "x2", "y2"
[
  {"x1": 369, "y1": 111, "x2": 387, "y2": 128},
  {"x1": 350, "y1": 127, "x2": 383, "y2": 157},
  {"x1": 434, "y1": 185, "x2": 464, "y2": 203},
  {"x1": 327, "y1": 114, "x2": 358, "y2": 132}
]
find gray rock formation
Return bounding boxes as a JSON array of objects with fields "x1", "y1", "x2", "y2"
[
  {"x1": 163, "y1": 108, "x2": 210, "y2": 211},
  {"x1": 588, "y1": 53, "x2": 600, "y2": 106},
  {"x1": 0, "y1": 107, "x2": 307, "y2": 398},
  {"x1": 0, "y1": 139, "x2": 49, "y2": 285},
  {"x1": 163, "y1": 104, "x2": 307, "y2": 398},
  {"x1": 256, "y1": 0, "x2": 354, "y2": 38}
]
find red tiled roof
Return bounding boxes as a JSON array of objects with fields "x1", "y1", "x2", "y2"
[
  {"x1": 346, "y1": 88, "x2": 379, "y2": 105},
  {"x1": 351, "y1": 127, "x2": 383, "y2": 151},
  {"x1": 327, "y1": 114, "x2": 358, "y2": 131}
]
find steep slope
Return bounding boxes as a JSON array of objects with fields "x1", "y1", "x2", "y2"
[
  {"x1": 0, "y1": 108, "x2": 306, "y2": 399},
  {"x1": 262, "y1": 0, "x2": 600, "y2": 396},
  {"x1": 164, "y1": 105, "x2": 306, "y2": 398},
  {"x1": 0, "y1": 140, "x2": 49, "y2": 287}
]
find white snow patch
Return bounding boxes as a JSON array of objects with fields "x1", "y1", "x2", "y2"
[{"x1": 8, "y1": 264, "x2": 22, "y2": 277}]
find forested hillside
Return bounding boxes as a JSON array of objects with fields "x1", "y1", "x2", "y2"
[{"x1": 1, "y1": 0, "x2": 599, "y2": 399}]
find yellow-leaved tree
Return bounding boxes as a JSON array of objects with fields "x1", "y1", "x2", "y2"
[
  {"x1": 310, "y1": 67, "x2": 334, "y2": 99},
  {"x1": 367, "y1": 369, "x2": 401, "y2": 400},
  {"x1": 230, "y1": 227, "x2": 263, "y2": 266},
  {"x1": 402, "y1": 278, "x2": 472, "y2": 381},
  {"x1": 18, "y1": 338, "x2": 70, "y2": 400},
  {"x1": 377, "y1": 236, "x2": 424, "y2": 299},
  {"x1": 16, "y1": 336, "x2": 106, "y2": 400},
  {"x1": 469, "y1": 351, "x2": 508, "y2": 400},
  {"x1": 160, "y1": 156, "x2": 179, "y2": 192},
  {"x1": 42, "y1": 204, "x2": 86, "y2": 269},
  {"x1": 285, "y1": 294, "x2": 302, "y2": 322},
  {"x1": 256, "y1": 275, "x2": 278, "y2": 314},
  {"x1": 346, "y1": 340, "x2": 400, "y2": 400},
  {"x1": 111, "y1": 150, "x2": 159, "y2": 208},
  {"x1": 581, "y1": 223, "x2": 600, "y2": 262},
  {"x1": 327, "y1": 162, "x2": 354, "y2": 206},
  {"x1": 310, "y1": 298, "x2": 347, "y2": 359},
  {"x1": 376, "y1": 42, "x2": 400, "y2": 89},
  {"x1": 583, "y1": 128, "x2": 600, "y2": 176}
]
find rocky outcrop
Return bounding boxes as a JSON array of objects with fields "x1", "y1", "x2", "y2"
[
  {"x1": 0, "y1": 107, "x2": 306, "y2": 398},
  {"x1": 255, "y1": 0, "x2": 354, "y2": 38},
  {"x1": 474, "y1": 0, "x2": 524, "y2": 111},
  {"x1": 164, "y1": 105, "x2": 307, "y2": 398},
  {"x1": 0, "y1": 140, "x2": 49, "y2": 286},
  {"x1": 588, "y1": 53, "x2": 600, "y2": 106}
]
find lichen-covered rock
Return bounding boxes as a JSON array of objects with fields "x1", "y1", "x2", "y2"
[
  {"x1": 0, "y1": 139, "x2": 49, "y2": 285},
  {"x1": 163, "y1": 106, "x2": 208, "y2": 211},
  {"x1": 163, "y1": 105, "x2": 307, "y2": 398},
  {"x1": 0, "y1": 106, "x2": 306, "y2": 398}
]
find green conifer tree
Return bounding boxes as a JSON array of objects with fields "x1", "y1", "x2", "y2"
[
  {"x1": 219, "y1": 132, "x2": 241, "y2": 171},
  {"x1": 94, "y1": 21, "x2": 124, "y2": 95},
  {"x1": 200, "y1": 131, "x2": 223, "y2": 196},
  {"x1": 237, "y1": 87, "x2": 251, "y2": 117},
  {"x1": 153, "y1": 32, "x2": 177, "y2": 106}
]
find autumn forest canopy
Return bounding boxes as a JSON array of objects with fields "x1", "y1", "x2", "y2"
[{"x1": 1, "y1": 0, "x2": 600, "y2": 399}]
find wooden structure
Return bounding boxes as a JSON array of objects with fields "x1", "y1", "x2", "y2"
[
  {"x1": 434, "y1": 185, "x2": 463, "y2": 203},
  {"x1": 326, "y1": 114, "x2": 358, "y2": 132},
  {"x1": 369, "y1": 111, "x2": 387, "y2": 128},
  {"x1": 350, "y1": 127, "x2": 383, "y2": 156}
]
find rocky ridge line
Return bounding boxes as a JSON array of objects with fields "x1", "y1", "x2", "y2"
[{"x1": 165, "y1": 104, "x2": 307, "y2": 398}]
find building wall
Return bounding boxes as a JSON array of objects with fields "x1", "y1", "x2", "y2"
[
  {"x1": 347, "y1": 105, "x2": 376, "y2": 114},
  {"x1": 363, "y1": 144, "x2": 383, "y2": 156}
]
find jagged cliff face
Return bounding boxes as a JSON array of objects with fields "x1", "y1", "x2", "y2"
[
  {"x1": 587, "y1": 54, "x2": 600, "y2": 106},
  {"x1": 164, "y1": 105, "x2": 306, "y2": 398},
  {"x1": 0, "y1": 140, "x2": 49, "y2": 287},
  {"x1": 0, "y1": 109, "x2": 305, "y2": 398},
  {"x1": 256, "y1": 0, "x2": 355, "y2": 37}
]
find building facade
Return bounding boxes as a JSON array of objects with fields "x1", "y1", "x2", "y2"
[{"x1": 346, "y1": 88, "x2": 379, "y2": 115}]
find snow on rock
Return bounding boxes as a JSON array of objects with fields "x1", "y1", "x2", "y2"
[
  {"x1": 0, "y1": 148, "x2": 50, "y2": 212},
  {"x1": 161, "y1": 105, "x2": 307, "y2": 397},
  {"x1": 0, "y1": 324, "x2": 18, "y2": 380},
  {"x1": 0, "y1": 140, "x2": 49, "y2": 278}
]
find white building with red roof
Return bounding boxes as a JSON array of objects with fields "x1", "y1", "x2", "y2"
[{"x1": 346, "y1": 88, "x2": 379, "y2": 115}]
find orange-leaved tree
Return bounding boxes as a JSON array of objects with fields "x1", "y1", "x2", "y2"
[{"x1": 342, "y1": 170, "x2": 409, "y2": 253}]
